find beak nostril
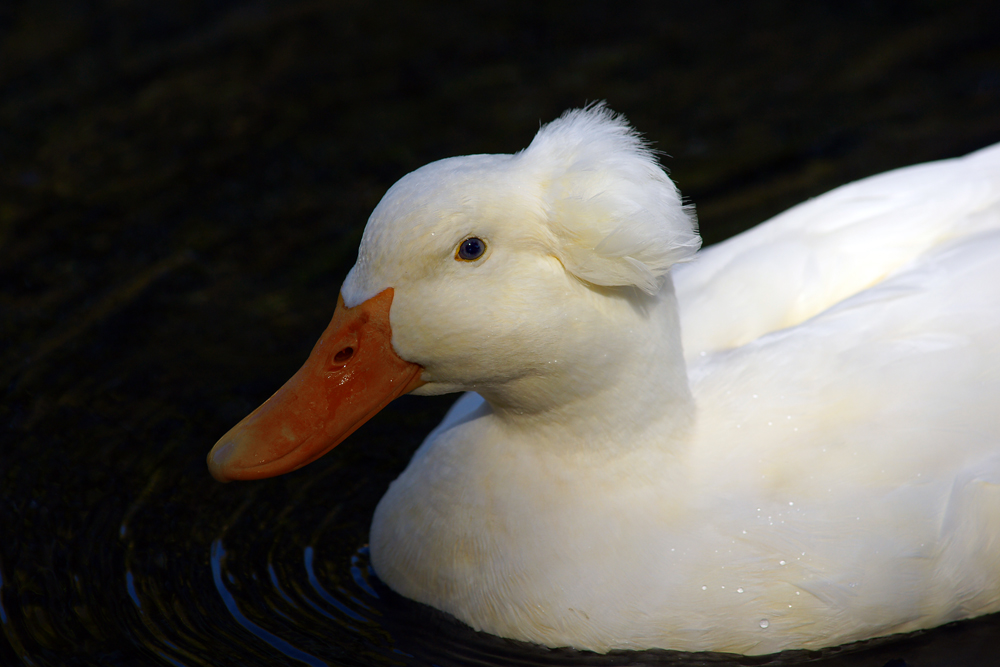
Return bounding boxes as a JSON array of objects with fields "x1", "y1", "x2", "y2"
[{"x1": 333, "y1": 347, "x2": 354, "y2": 364}]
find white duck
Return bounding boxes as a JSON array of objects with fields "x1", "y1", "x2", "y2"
[{"x1": 208, "y1": 105, "x2": 1000, "y2": 655}]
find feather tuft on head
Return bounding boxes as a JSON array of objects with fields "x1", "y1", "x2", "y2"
[{"x1": 518, "y1": 103, "x2": 700, "y2": 294}]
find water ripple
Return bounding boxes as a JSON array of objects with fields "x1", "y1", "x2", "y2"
[
  {"x1": 303, "y1": 545, "x2": 368, "y2": 624},
  {"x1": 211, "y1": 539, "x2": 328, "y2": 667}
]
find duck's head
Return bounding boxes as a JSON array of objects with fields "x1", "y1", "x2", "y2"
[{"x1": 208, "y1": 104, "x2": 700, "y2": 482}]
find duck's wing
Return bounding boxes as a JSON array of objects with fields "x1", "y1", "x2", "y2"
[
  {"x1": 689, "y1": 224, "x2": 1000, "y2": 462},
  {"x1": 674, "y1": 142, "x2": 1000, "y2": 360},
  {"x1": 685, "y1": 227, "x2": 1000, "y2": 635}
]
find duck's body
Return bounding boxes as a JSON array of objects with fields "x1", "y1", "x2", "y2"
[{"x1": 210, "y1": 106, "x2": 1000, "y2": 654}]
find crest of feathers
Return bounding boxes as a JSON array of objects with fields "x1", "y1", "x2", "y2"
[{"x1": 519, "y1": 103, "x2": 701, "y2": 294}]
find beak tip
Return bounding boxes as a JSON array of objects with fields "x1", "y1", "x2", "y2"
[{"x1": 207, "y1": 439, "x2": 236, "y2": 483}]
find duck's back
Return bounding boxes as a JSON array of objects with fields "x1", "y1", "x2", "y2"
[
  {"x1": 675, "y1": 142, "x2": 1000, "y2": 358},
  {"x1": 671, "y1": 143, "x2": 1000, "y2": 649}
]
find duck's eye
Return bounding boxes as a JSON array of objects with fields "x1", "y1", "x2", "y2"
[{"x1": 456, "y1": 237, "x2": 486, "y2": 261}]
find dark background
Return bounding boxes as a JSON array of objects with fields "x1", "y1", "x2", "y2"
[{"x1": 3, "y1": 1, "x2": 1000, "y2": 666}]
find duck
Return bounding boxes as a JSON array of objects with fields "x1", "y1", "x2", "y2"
[{"x1": 207, "y1": 104, "x2": 1000, "y2": 655}]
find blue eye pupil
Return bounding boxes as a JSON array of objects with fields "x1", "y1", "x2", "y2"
[{"x1": 459, "y1": 237, "x2": 485, "y2": 260}]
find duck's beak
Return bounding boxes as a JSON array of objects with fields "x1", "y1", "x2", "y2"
[{"x1": 207, "y1": 288, "x2": 424, "y2": 482}]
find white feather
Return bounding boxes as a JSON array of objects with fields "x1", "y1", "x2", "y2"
[{"x1": 516, "y1": 103, "x2": 700, "y2": 294}]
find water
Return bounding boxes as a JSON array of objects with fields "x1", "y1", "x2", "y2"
[{"x1": 3, "y1": 1, "x2": 1000, "y2": 665}]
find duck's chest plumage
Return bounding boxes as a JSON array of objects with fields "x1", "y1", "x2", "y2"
[{"x1": 370, "y1": 408, "x2": 719, "y2": 651}]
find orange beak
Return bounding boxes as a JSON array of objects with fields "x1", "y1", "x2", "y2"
[{"x1": 207, "y1": 288, "x2": 424, "y2": 482}]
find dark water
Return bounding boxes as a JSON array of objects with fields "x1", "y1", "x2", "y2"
[{"x1": 3, "y1": 1, "x2": 1000, "y2": 665}]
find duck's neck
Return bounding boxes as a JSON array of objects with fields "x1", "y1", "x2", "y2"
[{"x1": 478, "y1": 276, "x2": 695, "y2": 457}]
